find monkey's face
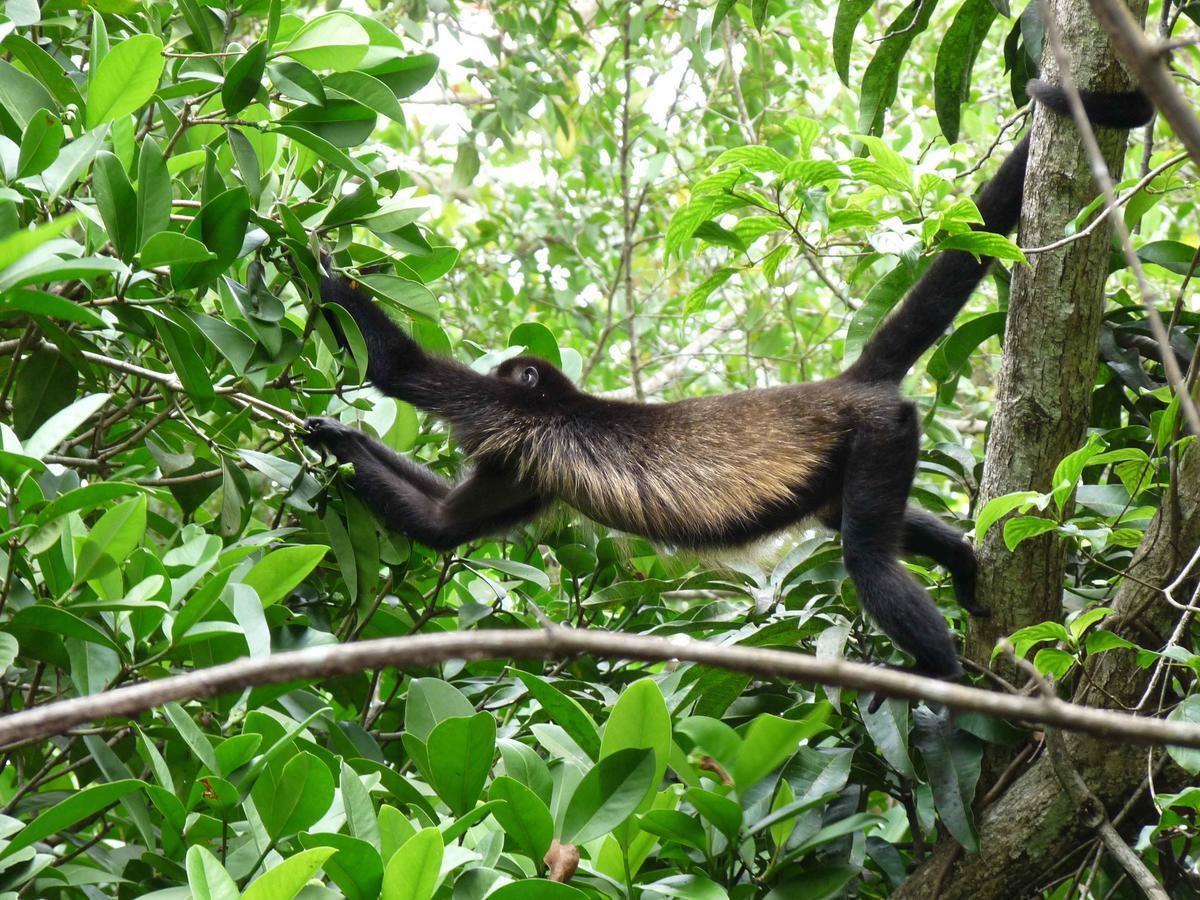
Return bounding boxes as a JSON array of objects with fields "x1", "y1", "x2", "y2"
[{"x1": 493, "y1": 355, "x2": 577, "y2": 405}]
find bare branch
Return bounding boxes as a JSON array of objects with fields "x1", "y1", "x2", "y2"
[{"x1": 7, "y1": 628, "x2": 1200, "y2": 749}]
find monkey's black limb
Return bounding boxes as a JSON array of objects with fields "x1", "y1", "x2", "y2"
[
  {"x1": 304, "y1": 417, "x2": 545, "y2": 551},
  {"x1": 901, "y1": 507, "x2": 986, "y2": 617},
  {"x1": 840, "y1": 404, "x2": 962, "y2": 683}
]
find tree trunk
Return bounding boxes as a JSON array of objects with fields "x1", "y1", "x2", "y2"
[
  {"x1": 895, "y1": 446, "x2": 1198, "y2": 898},
  {"x1": 966, "y1": 0, "x2": 1147, "y2": 673}
]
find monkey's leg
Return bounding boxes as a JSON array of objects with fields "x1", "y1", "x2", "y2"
[
  {"x1": 305, "y1": 418, "x2": 544, "y2": 550},
  {"x1": 840, "y1": 409, "x2": 961, "y2": 685},
  {"x1": 901, "y1": 508, "x2": 988, "y2": 617}
]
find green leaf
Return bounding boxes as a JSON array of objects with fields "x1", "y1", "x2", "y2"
[
  {"x1": 0, "y1": 211, "x2": 79, "y2": 272},
  {"x1": 682, "y1": 787, "x2": 742, "y2": 842},
  {"x1": 1168, "y1": 696, "x2": 1200, "y2": 774},
  {"x1": 222, "y1": 40, "x2": 268, "y2": 116},
  {"x1": 934, "y1": 0, "x2": 999, "y2": 142},
  {"x1": 858, "y1": 0, "x2": 937, "y2": 135},
  {"x1": 684, "y1": 267, "x2": 735, "y2": 316},
  {"x1": 488, "y1": 882, "x2": 587, "y2": 900},
  {"x1": 139, "y1": 232, "x2": 216, "y2": 267},
  {"x1": 241, "y1": 544, "x2": 329, "y2": 607},
  {"x1": 0, "y1": 59, "x2": 56, "y2": 130},
  {"x1": 154, "y1": 316, "x2": 214, "y2": 410},
  {"x1": 17, "y1": 107, "x2": 63, "y2": 178},
  {"x1": 24, "y1": 391, "x2": 109, "y2": 460},
  {"x1": 1, "y1": 779, "x2": 145, "y2": 859},
  {"x1": 135, "y1": 136, "x2": 171, "y2": 248},
  {"x1": 253, "y1": 752, "x2": 336, "y2": 839},
  {"x1": 974, "y1": 490, "x2": 1043, "y2": 539},
  {"x1": 92, "y1": 151, "x2": 137, "y2": 260},
  {"x1": 86, "y1": 34, "x2": 165, "y2": 128},
  {"x1": 171, "y1": 187, "x2": 251, "y2": 289},
  {"x1": 927, "y1": 311, "x2": 1006, "y2": 383},
  {"x1": 1051, "y1": 433, "x2": 1106, "y2": 511},
  {"x1": 509, "y1": 322, "x2": 562, "y2": 368},
  {"x1": 326, "y1": 71, "x2": 405, "y2": 121},
  {"x1": 639, "y1": 809, "x2": 708, "y2": 852},
  {"x1": 712, "y1": 145, "x2": 790, "y2": 172},
  {"x1": 0, "y1": 289, "x2": 105, "y2": 327},
  {"x1": 599, "y1": 677, "x2": 671, "y2": 804},
  {"x1": 359, "y1": 273, "x2": 439, "y2": 320},
  {"x1": 405, "y1": 677, "x2": 474, "y2": 743},
  {"x1": 912, "y1": 706, "x2": 981, "y2": 852},
  {"x1": 1002, "y1": 515, "x2": 1059, "y2": 550},
  {"x1": 515, "y1": 670, "x2": 600, "y2": 760},
  {"x1": 937, "y1": 230, "x2": 1027, "y2": 263},
  {"x1": 75, "y1": 493, "x2": 146, "y2": 585},
  {"x1": 279, "y1": 13, "x2": 369, "y2": 72},
  {"x1": 269, "y1": 61, "x2": 327, "y2": 105},
  {"x1": 560, "y1": 747, "x2": 655, "y2": 845},
  {"x1": 426, "y1": 712, "x2": 496, "y2": 816},
  {"x1": 833, "y1": 0, "x2": 873, "y2": 84},
  {"x1": 381, "y1": 827, "x2": 443, "y2": 900},
  {"x1": 488, "y1": 776, "x2": 554, "y2": 861},
  {"x1": 243, "y1": 849, "x2": 336, "y2": 900},
  {"x1": 185, "y1": 845, "x2": 238, "y2": 900},
  {"x1": 734, "y1": 706, "x2": 831, "y2": 793}
]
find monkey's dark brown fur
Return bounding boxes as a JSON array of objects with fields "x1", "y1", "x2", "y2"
[{"x1": 305, "y1": 81, "x2": 1152, "y2": 684}]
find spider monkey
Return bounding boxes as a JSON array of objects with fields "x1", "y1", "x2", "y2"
[{"x1": 304, "y1": 80, "x2": 1152, "y2": 686}]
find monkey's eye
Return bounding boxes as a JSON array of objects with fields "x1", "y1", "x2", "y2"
[{"x1": 520, "y1": 366, "x2": 540, "y2": 387}]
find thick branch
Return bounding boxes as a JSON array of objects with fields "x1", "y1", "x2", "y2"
[{"x1": 7, "y1": 627, "x2": 1200, "y2": 749}]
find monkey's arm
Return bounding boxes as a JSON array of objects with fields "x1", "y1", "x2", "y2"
[
  {"x1": 319, "y1": 267, "x2": 505, "y2": 420},
  {"x1": 305, "y1": 417, "x2": 545, "y2": 550}
]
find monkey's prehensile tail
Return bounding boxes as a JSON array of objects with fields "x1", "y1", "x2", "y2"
[{"x1": 841, "y1": 80, "x2": 1153, "y2": 386}]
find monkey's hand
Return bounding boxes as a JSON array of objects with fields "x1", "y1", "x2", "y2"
[{"x1": 303, "y1": 417, "x2": 361, "y2": 461}]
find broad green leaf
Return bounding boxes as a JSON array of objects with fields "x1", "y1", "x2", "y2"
[
  {"x1": 1168, "y1": 696, "x2": 1200, "y2": 774},
  {"x1": 560, "y1": 747, "x2": 655, "y2": 845},
  {"x1": 359, "y1": 273, "x2": 439, "y2": 320},
  {"x1": 135, "y1": 136, "x2": 171, "y2": 248},
  {"x1": 185, "y1": 845, "x2": 238, "y2": 900},
  {"x1": 74, "y1": 492, "x2": 145, "y2": 585},
  {"x1": 139, "y1": 231, "x2": 216, "y2": 267},
  {"x1": 92, "y1": 151, "x2": 137, "y2": 260},
  {"x1": 24, "y1": 391, "x2": 109, "y2": 460},
  {"x1": 682, "y1": 787, "x2": 742, "y2": 842},
  {"x1": 912, "y1": 706, "x2": 981, "y2": 852},
  {"x1": 279, "y1": 13, "x2": 369, "y2": 72},
  {"x1": 858, "y1": 0, "x2": 937, "y2": 135},
  {"x1": 243, "y1": 847, "x2": 337, "y2": 900},
  {"x1": 937, "y1": 230, "x2": 1027, "y2": 263},
  {"x1": 1002, "y1": 515, "x2": 1059, "y2": 550},
  {"x1": 163, "y1": 701, "x2": 220, "y2": 773},
  {"x1": 1, "y1": 779, "x2": 145, "y2": 859},
  {"x1": 733, "y1": 706, "x2": 831, "y2": 793},
  {"x1": 241, "y1": 544, "x2": 329, "y2": 607},
  {"x1": 0, "y1": 211, "x2": 79, "y2": 272},
  {"x1": 488, "y1": 776, "x2": 554, "y2": 861},
  {"x1": 253, "y1": 752, "x2": 336, "y2": 840},
  {"x1": 426, "y1": 713, "x2": 496, "y2": 816},
  {"x1": 515, "y1": 671, "x2": 600, "y2": 760},
  {"x1": 17, "y1": 107, "x2": 62, "y2": 178},
  {"x1": 599, "y1": 677, "x2": 671, "y2": 804},
  {"x1": 974, "y1": 490, "x2": 1043, "y2": 539},
  {"x1": 833, "y1": 0, "x2": 873, "y2": 84},
  {"x1": 404, "y1": 678, "x2": 474, "y2": 743},
  {"x1": 489, "y1": 883, "x2": 587, "y2": 900},
  {"x1": 934, "y1": 0, "x2": 999, "y2": 142},
  {"x1": 222, "y1": 40, "x2": 268, "y2": 116},
  {"x1": 86, "y1": 35, "x2": 165, "y2": 128},
  {"x1": 509, "y1": 322, "x2": 562, "y2": 368},
  {"x1": 381, "y1": 827, "x2": 442, "y2": 900},
  {"x1": 0, "y1": 288, "x2": 105, "y2": 327}
]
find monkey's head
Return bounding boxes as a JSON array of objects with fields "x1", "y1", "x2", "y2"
[{"x1": 493, "y1": 355, "x2": 579, "y2": 405}]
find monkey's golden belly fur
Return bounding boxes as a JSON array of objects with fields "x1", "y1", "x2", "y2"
[{"x1": 466, "y1": 380, "x2": 889, "y2": 547}]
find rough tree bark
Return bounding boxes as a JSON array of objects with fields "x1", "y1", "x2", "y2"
[
  {"x1": 896, "y1": 446, "x2": 1198, "y2": 898},
  {"x1": 966, "y1": 0, "x2": 1147, "y2": 671},
  {"x1": 893, "y1": 0, "x2": 1197, "y2": 895}
]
